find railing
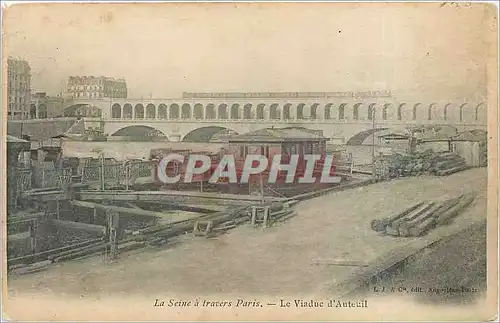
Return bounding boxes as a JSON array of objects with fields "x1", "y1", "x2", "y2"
[
  {"x1": 17, "y1": 169, "x2": 33, "y2": 193},
  {"x1": 35, "y1": 168, "x2": 72, "y2": 189},
  {"x1": 16, "y1": 167, "x2": 72, "y2": 192},
  {"x1": 81, "y1": 160, "x2": 155, "y2": 187},
  {"x1": 130, "y1": 160, "x2": 153, "y2": 178}
]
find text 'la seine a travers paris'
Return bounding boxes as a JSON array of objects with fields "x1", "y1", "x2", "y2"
[{"x1": 154, "y1": 298, "x2": 368, "y2": 308}]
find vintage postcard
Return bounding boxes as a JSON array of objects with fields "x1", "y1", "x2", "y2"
[{"x1": 2, "y1": 2, "x2": 498, "y2": 321}]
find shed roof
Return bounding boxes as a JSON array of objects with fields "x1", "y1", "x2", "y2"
[
  {"x1": 6, "y1": 135, "x2": 29, "y2": 143},
  {"x1": 7, "y1": 119, "x2": 80, "y2": 141},
  {"x1": 451, "y1": 130, "x2": 487, "y2": 142},
  {"x1": 228, "y1": 127, "x2": 327, "y2": 143}
]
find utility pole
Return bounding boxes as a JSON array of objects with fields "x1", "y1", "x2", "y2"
[
  {"x1": 100, "y1": 152, "x2": 105, "y2": 191},
  {"x1": 92, "y1": 148, "x2": 105, "y2": 190},
  {"x1": 371, "y1": 106, "x2": 376, "y2": 159}
]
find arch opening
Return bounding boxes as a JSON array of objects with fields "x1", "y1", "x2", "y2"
[
  {"x1": 123, "y1": 104, "x2": 133, "y2": 119},
  {"x1": 182, "y1": 126, "x2": 238, "y2": 143},
  {"x1": 193, "y1": 104, "x2": 203, "y2": 119},
  {"x1": 428, "y1": 103, "x2": 436, "y2": 120},
  {"x1": 205, "y1": 104, "x2": 216, "y2": 119},
  {"x1": 218, "y1": 104, "x2": 228, "y2": 120},
  {"x1": 169, "y1": 104, "x2": 180, "y2": 119},
  {"x1": 270, "y1": 104, "x2": 280, "y2": 120},
  {"x1": 111, "y1": 125, "x2": 167, "y2": 138},
  {"x1": 296, "y1": 104, "x2": 305, "y2": 120},
  {"x1": 63, "y1": 103, "x2": 90, "y2": 117},
  {"x1": 324, "y1": 103, "x2": 333, "y2": 120},
  {"x1": 230, "y1": 104, "x2": 240, "y2": 120},
  {"x1": 181, "y1": 104, "x2": 191, "y2": 119},
  {"x1": 397, "y1": 103, "x2": 405, "y2": 120},
  {"x1": 367, "y1": 103, "x2": 375, "y2": 120},
  {"x1": 476, "y1": 103, "x2": 485, "y2": 121},
  {"x1": 283, "y1": 104, "x2": 292, "y2": 120},
  {"x1": 243, "y1": 104, "x2": 253, "y2": 119},
  {"x1": 353, "y1": 103, "x2": 361, "y2": 120},
  {"x1": 346, "y1": 128, "x2": 390, "y2": 146},
  {"x1": 146, "y1": 104, "x2": 156, "y2": 119},
  {"x1": 158, "y1": 104, "x2": 168, "y2": 119},
  {"x1": 443, "y1": 103, "x2": 451, "y2": 121},
  {"x1": 412, "y1": 103, "x2": 420, "y2": 120},
  {"x1": 382, "y1": 103, "x2": 390, "y2": 120},
  {"x1": 256, "y1": 104, "x2": 265, "y2": 119},
  {"x1": 134, "y1": 104, "x2": 144, "y2": 119},
  {"x1": 459, "y1": 103, "x2": 467, "y2": 122},
  {"x1": 112, "y1": 104, "x2": 122, "y2": 119},
  {"x1": 339, "y1": 103, "x2": 347, "y2": 120},
  {"x1": 310, "y1": 103, "x2": 319, "y2": 120}
]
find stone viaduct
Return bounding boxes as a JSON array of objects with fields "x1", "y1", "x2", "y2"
[{"x1": 42, "y1": 96, "x2": 489, "y2": 143}]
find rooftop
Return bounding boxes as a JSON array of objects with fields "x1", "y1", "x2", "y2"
[
  {"x1": 451, "y1": 129, "x2": 487, "y2": 142},
  {"x1": 6, "y1": 135, "x2": 29, "y2": 143},
  {"x1": 7, "y1": 119, "x2": 80, "y2": 141}
]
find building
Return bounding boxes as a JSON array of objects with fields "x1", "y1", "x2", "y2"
[
  {"x1": 66, "y1": 76, "x2": 127, "y2": 99},
  {"x1": 7, "y1": 57, "x2": 32, "y2": 120},
  {"x1": 30, "y1": 92, "x2": 65, "y2": 119}
]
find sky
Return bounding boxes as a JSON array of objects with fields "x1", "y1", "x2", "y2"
[{"x1": 3, "y1": 2, "x2": 496, "y2": 101}]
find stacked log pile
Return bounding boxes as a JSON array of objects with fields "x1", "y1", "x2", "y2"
[
  {"x1": 429, "y1": 152, "x2": 469, "y2": 176},
  {"x1": 373, "y1": 150, "x2": 469, "y2": 181},
  {"x1": 370, "y1": 193, "x2": 475, "y2": 237}
]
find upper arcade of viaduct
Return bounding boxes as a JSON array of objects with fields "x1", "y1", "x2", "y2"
[{"x1": 63, "y1": 98, "x2": 488, "y2": 125}]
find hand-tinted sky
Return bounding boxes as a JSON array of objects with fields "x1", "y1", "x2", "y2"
[{"x1": 3, "y1": 3, "x2": 495, "y2": 100}]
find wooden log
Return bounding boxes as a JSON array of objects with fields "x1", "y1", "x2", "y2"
[
  {"x1": 390, "y1": 202, "x2": 435, "y2": 230},
  {"x1": 120, "y1": 205, "x2": 250, "y2": 243},
  {"x1": 434, "y1": 158, "x2": 465, "y2": 169},
  {"x1": 399, "y1": 203, "x2": 442, "y2": 237},
  {"x1": 399, "y1": 196, "x2": 465, "y2": 237},
  {"x1": 52, "y1": 219, "x2": 106, "y2": 235},
  {"x1": 10, "y1": 260, "x2": 51, "y2": 275},
  {"x1": 118, "y1": 241, "x2": 146, "y2": 253},
  {"x1": 371, "y1": 201, "x2": 425, "y2": 232},
  {"x1": 71, "y1": 200, "x2": 160, "y2": 221},
  {"x1": 7, "y1": 237, "x2": 104, "y2": 266},
  {"x1": 273, "y1": 209, "x2": 296, "y2": 221},
  {"x1": 436, "y1": 165, "x2": 469, "y2": 176},
  {"x1": 385, "y1": 225, "x2": 400, "y2": 237},
  {"x1": 7, "y1": 231, "x2": 31, "y2": 242},
  {"x1": 48, "y1": 241, "x2": 105, "y2": 261},
  {"x1": 435, "y1": 193, "x2": 475, "y2": 225},
  {"x1": 431, "y1": 195, "x2": 463, "y2": 216},
  {"x1": 409, "y1": 217, "x2": 436, "y2": 237},
  {"x1": 52, "y1": 243, "x2": 108, "y2": 262},
  {"x1": 7, "y1": 212, "x2": 45, "y2": 224},
  {"x1": 212, "y1": 224, "x2": 237, "y2": 232},
  {"x1": 285, "y1": 200, "x2": 300, "y2": 208},
  {"x1": 268, "y1": 202, "x2": 285, "y2": 213},
  {"x1": 277, "y1": 211, "x2": 298, "y2": 222}
]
